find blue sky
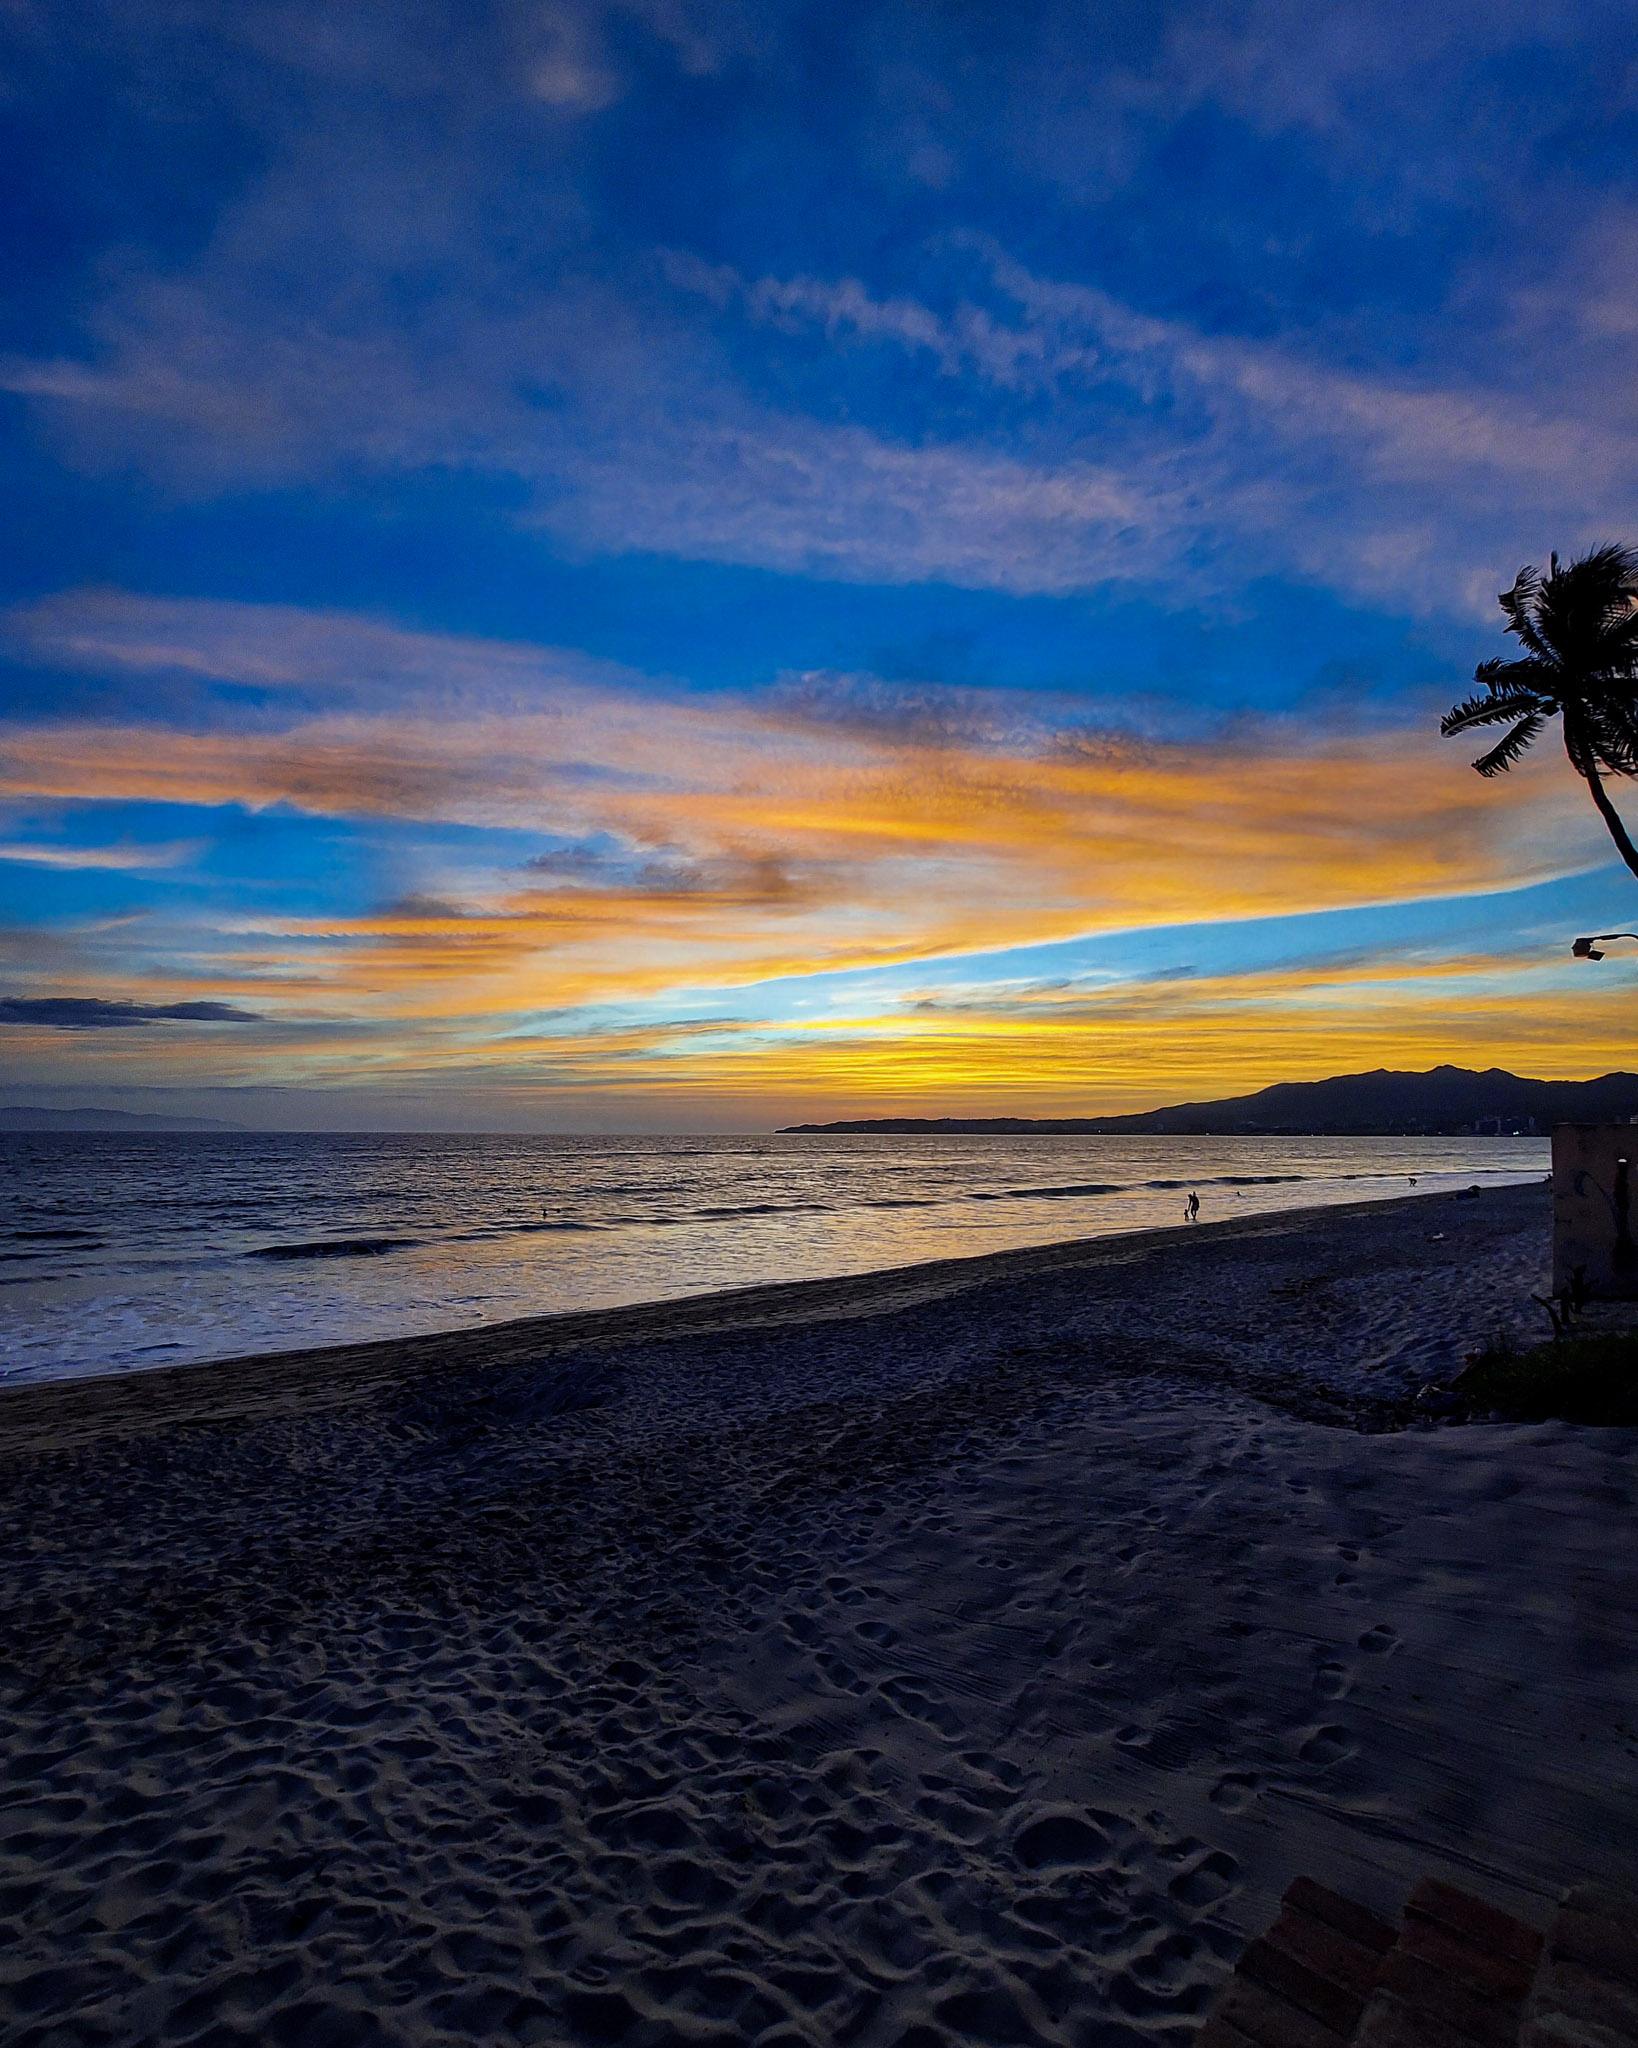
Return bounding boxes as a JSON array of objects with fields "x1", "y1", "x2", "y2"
[{"x1": 1, "y1": 0, "x2": 1636, "y2": 1128}]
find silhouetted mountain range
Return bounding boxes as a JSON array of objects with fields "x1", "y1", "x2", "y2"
[
  {"x1": 779, "y1": 1066, "x2": 1638, "y2": 1137},
  {"x1": 0, "y1": 1106, "x2": 247, "y2": 1132}
]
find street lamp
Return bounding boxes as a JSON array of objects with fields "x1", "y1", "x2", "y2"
[{"x1": 1572, "y1": 932, "x2": 1638, "y2": 960}]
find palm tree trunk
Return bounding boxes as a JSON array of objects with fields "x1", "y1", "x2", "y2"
[{"x1": 1574, "y1": 744, "x2": 1638, "y2": 883}]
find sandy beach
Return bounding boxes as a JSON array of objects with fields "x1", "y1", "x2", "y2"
[{"x1": 3, "y1": 1182, "x2": 1636, "y2": 2048}]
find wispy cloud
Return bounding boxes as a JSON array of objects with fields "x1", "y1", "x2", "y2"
[
  {"x1": 546, "y1": 410, "x2": 1196, "y2": 596},
  {"x1": 4, "y1": 0, "x2": 1633, "y2": 626},
  {"x1": 0, "y1": 332, "x2": 1206, "y2": 599},
  {"x1": 669, "y1": 244, "x2": 1638, "y2": 612},
  {"x1": 8, "y1": 588, "x2": 637, "y2": 710},
  {"x1": 0, "y1": 837, "x2": 201, "y2": 871}
]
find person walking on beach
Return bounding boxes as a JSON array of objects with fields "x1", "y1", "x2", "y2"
[{"x1": 1185, "y1": 1189, "x2": 1201, "y2": 1222}]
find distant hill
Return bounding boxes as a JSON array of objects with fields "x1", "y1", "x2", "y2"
[
  {"x1": 0, "y1": 1105, "x2": 247, "y2": 1133},
  {"x1": 779, "y1": 1066, "x2": 1638, "y2": 1137}
]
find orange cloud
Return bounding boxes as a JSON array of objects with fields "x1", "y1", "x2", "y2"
[
  {"x1": 1, "y1": 595, "x2": 1622, "y2": 1112},
  {"x1": 0, "y1": 680, "x2": 1598, "y2": 1024}
]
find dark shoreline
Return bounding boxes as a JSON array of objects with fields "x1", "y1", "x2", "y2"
[{"x1": 0, "y1": 1181, "x2": 1542, "y2": 1456}]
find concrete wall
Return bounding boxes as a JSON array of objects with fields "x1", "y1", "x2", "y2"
[{"x1": 1552, "y1": 1122, "x2": 1638, "y2": 1299}]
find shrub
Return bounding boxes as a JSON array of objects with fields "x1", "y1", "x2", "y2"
[{"x1": 1459, "y1": 1332, "x2": 1638, "y2": 1425}]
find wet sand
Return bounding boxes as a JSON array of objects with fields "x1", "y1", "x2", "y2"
[{"x1": 3, "y1": 1183, "x2": 1636, "y2": 2047}]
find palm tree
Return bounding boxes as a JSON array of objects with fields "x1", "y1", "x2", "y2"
[{"x1": 1441, "y1": 542, "x2": 1638, "y2": 881}]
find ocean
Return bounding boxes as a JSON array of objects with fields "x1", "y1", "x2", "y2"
[{"x1": 0, "y1": 1130, "x2": 1547, "y2": 1387}]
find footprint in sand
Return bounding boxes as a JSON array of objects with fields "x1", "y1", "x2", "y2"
[
  {"x1": 1168, "y1": 1848, "x2": 1240, "y2": 1909},
  {"x1": 1297, "y1": 1724, "x2": 1356, "y2": 1767},
  {"x1": 957, "y1": 1751, "x2": 1024, "y2": 1793},
  {"x1": 1012, "y1": 1808, "x2": 1117, "y2": 1871},
  {"x1": 815, "y1": 1650, "x2": 867, "y2": 1696},
  {"x1": 914, "y1": 1787, "x2": 1002, "y2": 1845},
  {"x1": 1113, "y1": 1721, "x2": 1201, "y2": 1770},
  {"x1": 1358, "y1": 1623, "x2": 1399, "y2": 1654},
  {"x1": 876, "y1": 1675, "x2": 963, "y2": 1739},
  {"x1": 1209, "y1": 1771, "x2": 1259, "y2": 1813},
  {"x1": 1312, "y1": 1658, "x2": 1351, "y2": 1700}
]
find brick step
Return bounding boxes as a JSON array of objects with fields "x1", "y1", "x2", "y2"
[
  {"x1": 1522, "y1": 1882, "x2": 1638, "y2": 2048},
  {"x1": 1201, "y1": 1876, "x2": 1396, "y2": 2048},
  {"x1": 1198, "y1": 1877, "x2": 1638, "y2": 2048}
]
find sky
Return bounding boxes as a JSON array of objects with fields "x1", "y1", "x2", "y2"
[{"x1": 1, "y1": 0, "x2": 1636, "y2": 1131}]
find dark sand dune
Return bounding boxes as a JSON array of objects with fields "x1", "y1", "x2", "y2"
[{"x1": 3, "y1": 1185, "x2": 1635, "y2": 2047}]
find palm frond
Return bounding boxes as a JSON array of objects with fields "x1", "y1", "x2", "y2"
[
  {"x1": 1471, "y1": 713, "x2": 1545, "y2": 777},
  {"x1": 1594, "y1": 697, "x2": 1638, "y2": 753},
  {"x1": 1573, "y1": 540, "x2": 1638, "y2": 588},
  {"x1": 1579, "y1": 702, "x2": 1638, "y2": 778},
  {"x1": 1541, "y1": 544, "x2": 1638, "y2": 667},
  {"x1": 1441, "y1": 689, "x2": 1551, "y2": 736},
  {"x1": 1497, "y1": 566, "x2": 1556, "y2": 663},
  {"x1": 1473, "y1": 655, "x2": 1553, "y2": 693},
  {"x1": 1497, "y1": 565, "x2": 1541, "y2": 626},
  {"x1": 1591, "y1": 604, "x2": 1638, "y2": 672}
]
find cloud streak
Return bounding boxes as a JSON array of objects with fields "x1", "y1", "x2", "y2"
[
  {"x1": 0, "y1": 838, "x2": 201, "y2": 871},
  {"x1": 670, "y1": 244, "x2": 1638, "y2": 612},
  {"x1": 0, "y1": 996, "x2": 265, "y2": 1029},
  {"x1": 0, "y1": 594, "x2": 1605, "y2": 1037}
]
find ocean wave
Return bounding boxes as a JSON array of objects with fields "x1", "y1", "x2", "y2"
[
  {"x1": 1143, "y1": 1173, "x2": 1306, "y2": 1192},
  {"x1": 451, "y1": 1220, "x2": 607, "y2": 1240},
  {"x1": 246, "y1": 1236, "x2": 423, "y2": 1261},
  {"x1": 2, "y1": 1226, "x2": 105, "y2": 1243},
  {"x1": 695, "y1": 1201, "x2": 831, "y2": 1220},
  {"x1": 970, "y1": 1182, "x2": 1122, "y2": 1202}
]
